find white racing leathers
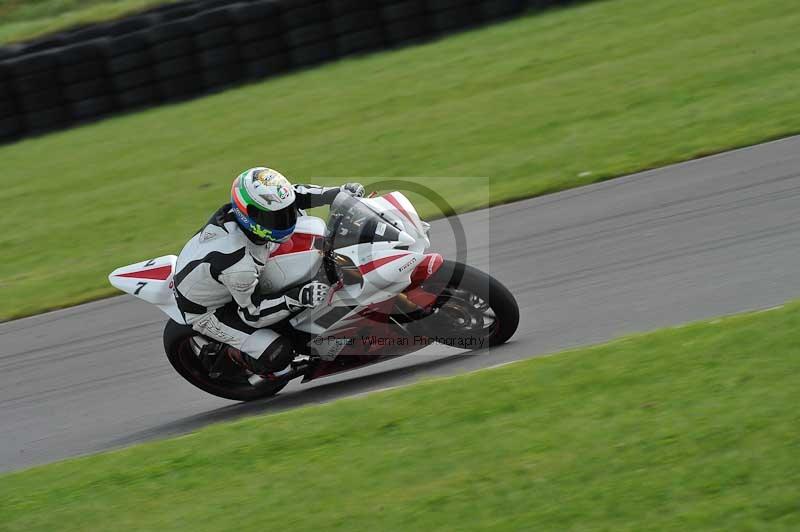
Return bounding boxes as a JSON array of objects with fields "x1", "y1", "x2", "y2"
[{"x1": 173, "y1": 184, "x2": 339, "y2": 370}]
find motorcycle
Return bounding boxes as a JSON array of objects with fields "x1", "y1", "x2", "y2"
[{"x1": 108, "y1": 191, "x2": 519, "y2": 401}]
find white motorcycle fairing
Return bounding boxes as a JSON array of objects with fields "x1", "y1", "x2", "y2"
[
  {"x1": 108, "y1": 255, "x2": 183, "y2": 323},
  {"x1": 258, "y1": 217, "x2": 326, "y2": 295}
]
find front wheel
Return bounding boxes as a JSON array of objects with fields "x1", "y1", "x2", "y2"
[
  {"x1": 418, "y1": 260, "x2": 519, "y2": 349},
  {"x1": 163, "y1": 320, "x2": 288, "y2": 402}
]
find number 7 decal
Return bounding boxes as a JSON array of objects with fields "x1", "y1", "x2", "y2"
[{"x1": 134, "y1": 282, "x2": 148, "y2": 295}]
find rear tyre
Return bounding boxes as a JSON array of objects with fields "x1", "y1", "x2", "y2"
[
  {"x1": 420, "y1": 260, "x2": 519, "y2": 349},
  {"x1": 163, "y1": 320, "x2": 288, "y2": 401}
]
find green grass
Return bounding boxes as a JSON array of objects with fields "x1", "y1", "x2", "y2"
[
  {"x1": 2, "y1": 0, "x2": 800, "y2": 320},
  {"x1": 3, "y1": 301, "x2": 800, "y2": 530},
  {"x1": 0, "y1": 0, "x2": 181, "y2": 44}
]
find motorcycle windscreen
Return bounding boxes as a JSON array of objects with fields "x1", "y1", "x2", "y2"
[{"x1": 327, "y1": 192, "x2": 402, "y2": 249}]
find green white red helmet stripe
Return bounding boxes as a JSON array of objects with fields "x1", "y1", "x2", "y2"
[{"x1": 231, "y1": 177, "x2": 250, "y2": 213}]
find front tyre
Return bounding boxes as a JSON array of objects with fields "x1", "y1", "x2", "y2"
[
  {"x1": 163, "y1": 320, "x2": 288, "y2": 402},
  {"x1": 418, "y1": 260, "x2": 519, "y2": 349}
]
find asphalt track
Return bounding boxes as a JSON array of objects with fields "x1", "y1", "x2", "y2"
[{"x1": 3, "y1": 136, "x2": 800, "y2": 472}]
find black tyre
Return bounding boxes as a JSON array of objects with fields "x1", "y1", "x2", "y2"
[
  {"x1": 0, "y1": 97, "x2": 17, "y2": 118},
  {"x1": 108, "y1": 30, "x2": 152, "y2": 57},
  {"x1": 160, "y1": 4, "x2": 203, "y2": 21},
  {"x1": 239, "y1": 38, "x2": 288, "y2": 60},
  {"x1": 478, "y1": 0, "x2": 524, "y2": 21},
  {"x1": 331, "y1": 11, "x2": 380, "y2": 34},
  {"x1": 0, "y1": 114, "x2": 23, "y2": 139},
  {"x1": 109, "y1": 50, "x2": 152, "y2": 73},
  {"x1": 57, "y1": 40, "x2": 106, "y2": 65},
  {"x1": 231, "y1": 1, "x2": 281, "y2": 26},
  {"x1": 328, "y1": 0, "x2": 375, "y2": 16},
  {"x1": 199, "y1": 45, "x2": 239, "y2": 68},
  {"x1": 0, "y1": 46, "x2": 20, "y2": 62},
  {"x1": 23, "y1": 105, "x2": 69, "y2": 132},
  {"x1": 7, "y1": 51, "x2": 60, "y2": 77},
  {"x1": 243, "y1": 55, "x2": 290, "y2": 79},
  {"x1": 282, "y1": 2, "x2": 329, "y2": 28},
  {"x1": 152, "y1": 38, "x2": 195, "y2": 60},
  {"x1": 527, "y1": 0, "x2": 566, "y2": 9},
  {"x1": 111, "y1": 66, "x2": 154, "y2": 91},
  {"x1": 18, "y1": 87, "x2": 63, "y2": 112},
  {"x1": 287, "y1": 22, "x2": 331, "y2": 47},
  {"x1": 106, "y1": 14, "x2": 162, "y2": 36},
  {"x1": 420, "y1": 260, "x2": 519, "y2": 349},
  {"x1": 236, "y1": 21, "x2": 284, "y2": 44},
  {"x1": 157, "y1": 73, "x2": 204, "y2": 100},
  {"x1": 0, "y1": 75, "x2": 15, "y2": 99},
  {"x1": 69, "y1": 94, "x2": 114, "y2": 120},
  {"x1": 116, "y1": 84, "x2": 160, "y2": 108},
  {"x1": 189, "y1": 8, "x2": 234, "y2": 34},
  {"x1": 428, "y1": 6, "x2": 480, "y2": 33},
  {"x1": 24, "y1": 37, "x2": 65, "y2": 54},
  {"x1": 425, "y1": 0, "x2": 464, "y2": 9},
  {"x1": 380, "y1": 0, "x2": 427, "y2": 22},
  {"x1": 68, "y1": 25, "x2": 110, "y2": 43},
  {"x1": 336, "y1": 29, "x2": 384, "y2": 56},
  {"x1": 63, "y1": 78, "x2": 108, "y2": 101},
  {"x1": 164, "y1": 320, "x2": 289, "y2": 402},
  {"x1": 59, "y1": 60, "x2": 106, "y2": 85},
  {"x1": 199, "y1": 0, "x2": 236, "y2": 12},
  {"x1": 21, "y1": 70, "x2": 58, "y2": 94},
  {"x1": 384, "y1": 16, "x2": 432, "y2": 45},
  {"x1": 195, "y1": 27, "x2": 235, "y2": 49},
  {"x1": 13, "y1": 71, "x2": 53, "y2": 95},
  {"x1": 201, "y1": 64, "x2": 243, "y2": 89},
  {"x1": 147, "y1": 20, "x2": 194, "y2": 44},
  {"x1": 289, "y1": 40, "x2": 336, "y2": 67},
  {"x1": 154, "y1": 55, "x2": 197, "y2": 79}
]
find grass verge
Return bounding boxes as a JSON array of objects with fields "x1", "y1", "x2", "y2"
[
  {"x1": 0, "y1": 0, "x2": 180, "y2": 45},
  {"x1": 2, "y1": 0, "x2": 800, "y2": 319},
  {"x1": 2, "y1": 302, "x2": 800, "y2": 530}
]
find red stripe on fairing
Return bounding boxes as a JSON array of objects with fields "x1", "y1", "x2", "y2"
[
  {"x1": 115, "y1": 265, "x2": 172, "y2": 281},
  {"x1": 271, "y1": 233, "x2": 316, "y2": 257},
  {"x1": 410, "y1": 253, "x2": 444, "y2": 286},
  {"x1": 384, "y1": 193, "x2": 417, "y2": 229},
  {"x1": 358, "y1": 254, "x2": 409, "y2": 275}
]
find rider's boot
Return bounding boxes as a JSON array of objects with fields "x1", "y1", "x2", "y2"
[{"x1": 225, "y1": 344, "x2": 294, "y2": 381}]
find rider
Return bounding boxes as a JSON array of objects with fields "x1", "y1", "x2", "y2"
[{"x1": 173, "y1": 167, "x2": 364, "y2": 379}]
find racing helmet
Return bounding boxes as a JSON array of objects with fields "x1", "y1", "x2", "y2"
[{"x1": 230, "y1": 167, "x2": 297, "y2": 242}]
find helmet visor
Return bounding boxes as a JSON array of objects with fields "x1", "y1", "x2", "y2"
[{"x1": 247, "y1": 204, "x2": 297, "y2": 231}]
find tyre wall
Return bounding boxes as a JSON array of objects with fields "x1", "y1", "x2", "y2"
[{"x1": 0, "y1": 0, "x2": 586, "y2": 144}]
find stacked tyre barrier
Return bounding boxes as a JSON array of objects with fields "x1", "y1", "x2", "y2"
[{"x1": 0, "y1": 0, "x2": 582, "y2": 145}]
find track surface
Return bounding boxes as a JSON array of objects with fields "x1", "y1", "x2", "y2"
[{"x1": 3, "y1": 136, "x2": 800, "y2": 472}]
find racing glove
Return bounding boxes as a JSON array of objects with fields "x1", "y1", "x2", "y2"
[
  {"x1": 341, "y1": 182, "x2": 365, "y2": 198},
  {"x1": 285, "y1": 281, "x2": 330, "y2": 311}
]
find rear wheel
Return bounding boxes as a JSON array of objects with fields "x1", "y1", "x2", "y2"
[
  {"x1": 163, "y1": 320, "x2": 288, "y2": 401},
  {"x1": 418, "y1": 260, "x2": 519, "y2": 349}
]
